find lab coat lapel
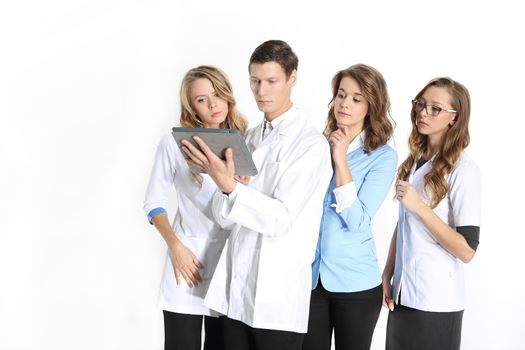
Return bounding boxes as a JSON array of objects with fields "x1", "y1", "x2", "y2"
[
  {"x1": 248, "y1": 107, "x2": 298, "y2": 171},
  {"x1": 407, "y1": 154, "x2": 436, "y2": 206},
  {"x1": 249, "y1": 123, "x2": 282, "y2": 170},
  {"x1": 407, "y1": 153, "x2": 434, "y2": 184}
]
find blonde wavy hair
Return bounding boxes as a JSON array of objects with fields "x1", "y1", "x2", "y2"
[
  {"x1": 178, "y1": 65, "x2": 248, "y2": 185},
  {"x1": 324, "y1": 64, "x2": 395, "y2": 153},
  {"x1": 397, "y1": 77, "x2": 471, "y2": 208}
]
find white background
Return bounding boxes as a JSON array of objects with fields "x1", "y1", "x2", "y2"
[{"x1": 1, "y1": 0, "x2": 524, "y2": 349}]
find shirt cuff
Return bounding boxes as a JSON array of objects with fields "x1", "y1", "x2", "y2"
[
  {"x1": 147, "y1": 207, "x2": 167, "y2": 224},
  {"x1": 221, "y1": 184, "x2": 240, "y2": 213},
  {"x1": 330, "y1": 182, "x2": 357, "y2": 213}
]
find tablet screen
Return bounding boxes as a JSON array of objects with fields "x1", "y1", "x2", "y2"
[{"x1": 172, "y1": 127, "x2": 258, "y2": 176}]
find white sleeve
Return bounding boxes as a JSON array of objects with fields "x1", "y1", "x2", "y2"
[
  {"x1": 212, "y1": 138, "x2": 332, "y2": 237},
  {"x1": 211, "y1": 186, "x2": 239, "y2": 230},
  {"x1": 143, "y1": 135, "x2": 177, "y2": 220},
  {"x1": 448, "y1": 158, "x2": 482, "y2": 227}
]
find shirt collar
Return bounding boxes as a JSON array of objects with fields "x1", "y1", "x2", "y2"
[
  {"x1": 260, "y1": 105, "x2": 297, "y2": 134},
  {"x1": 346, "y1": 131, "x2": 365, "y2": 154}
]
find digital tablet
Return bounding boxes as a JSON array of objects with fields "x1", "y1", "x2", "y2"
[{"x1": 172, "y1": 127, "x2": 258, "y2": 176}]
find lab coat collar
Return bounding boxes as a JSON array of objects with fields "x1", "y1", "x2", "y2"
[
  {"x1": 250, "y1": 106, "x2": 299, "y2": 149},
  {"x1": 409, "y1": 152, "x2": 436, "y2": 180},
  {"x1": 264, "y1": 105, "x2": 298, "y2": 136}
]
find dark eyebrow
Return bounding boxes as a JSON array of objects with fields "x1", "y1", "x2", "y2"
[
  {"x1": 421, "y1": 96, "x2": 446, "y2": 107},
  {"x1": 338, "y1": 88, "x2": 363, "y2": 96},
  {"x1": 428, "y1": 100, "x2": 446, "y2": 106},
  {"x1": 194, "y1": 90, "x2": 216, "y2": 98}
]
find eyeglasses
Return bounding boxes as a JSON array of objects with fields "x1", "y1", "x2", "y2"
[{"x1": 412, "y1": 99, "x2": 456, "y2": 117}]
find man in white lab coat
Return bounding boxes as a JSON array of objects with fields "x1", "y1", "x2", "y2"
[{"x1": 181, "y1": 40, "x2": 332, "y2": 350}]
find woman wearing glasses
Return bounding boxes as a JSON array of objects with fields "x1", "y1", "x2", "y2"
[
  {"x1": 144, "y1": 65, "x2": 247, "y2": 350},
  {"x1": 303, "y1": 64, "x2": 397, "y2": 350},
  {"x1": 382, "y1": 77, "x2": 481, "y2": 350}
]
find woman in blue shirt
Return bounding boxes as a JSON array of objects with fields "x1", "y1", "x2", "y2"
[{"x1": 303, "y1": 64, "x2": 397, "y2": 350}]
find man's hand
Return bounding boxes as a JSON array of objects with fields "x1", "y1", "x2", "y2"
[
  {"x1": 234, "y1": 175, "x2": 251, "y2": 185},
  {"x1": 181, "y1": 136, "x2": 237, "y2": 193}
]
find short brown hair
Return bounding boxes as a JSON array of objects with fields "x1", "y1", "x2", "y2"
[{"x1": 249, "y1": 40, "x2": 298, "y2": 79}]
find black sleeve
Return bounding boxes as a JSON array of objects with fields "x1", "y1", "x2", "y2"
[{"x1": 456, "y1": 226, "x2": 480, "y2": 251}]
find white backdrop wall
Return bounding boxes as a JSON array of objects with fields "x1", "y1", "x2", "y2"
[{"x1": 1, "y1": 1, "x2": 523, "y2": 349}]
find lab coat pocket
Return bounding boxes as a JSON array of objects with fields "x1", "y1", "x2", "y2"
[
  {"x1": 415, "y1": 258, "x2": 459, "y2": 310},
  {"x1": 255, "y1": 235, "x2": 308, "y2": 303}
]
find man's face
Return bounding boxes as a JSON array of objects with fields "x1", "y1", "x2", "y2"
[{"x1": 249, "y1": 61, "x2": 296, "y2": 121}]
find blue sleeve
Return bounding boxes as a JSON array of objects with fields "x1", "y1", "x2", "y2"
[
  {"x1": 337, "y1": 147, "x2": 397, "y2": 232},
  {"x1": 147, "y1": 207, "x2": 167, "y2": 224}
]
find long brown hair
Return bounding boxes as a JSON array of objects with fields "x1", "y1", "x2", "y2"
[
  {"x1": 397, "y1": 77, "x2": 471, "y2": 208},
  {"x1": 178, "y1": 66, "x2": 248, "y2": 185},
  {"x1": 324, "y1": 64, "x2": 394, "y2": 153}
]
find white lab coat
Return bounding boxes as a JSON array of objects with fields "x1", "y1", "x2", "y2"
[
  {"x1": 393, "y1": 151, "x2": 481, "y2": 312},
  {"x1": 204, "y1": 107, "x2": 333, "y2": 333},
  {"x1": 144, "y1": 134, "x2": 229, "y2": 316}
]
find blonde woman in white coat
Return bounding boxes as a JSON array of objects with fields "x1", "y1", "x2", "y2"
[{"x1": 144, "y1": 65, "x2": 247, "y2": 350}]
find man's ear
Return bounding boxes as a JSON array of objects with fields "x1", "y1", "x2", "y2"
[{"x1": 288, "y1": 69, "x2": 297, "y2": 86}]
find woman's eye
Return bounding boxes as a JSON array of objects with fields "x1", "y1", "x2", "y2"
[
  {"x1": 197, "y1": 98, "x2": 207, "y2": 103},
  {"x1": 431, "y1": 106, "x2": 442, "y2": 114},
  {"x1": 353, "y1": 98, "x2": 361, "y2": 103}
]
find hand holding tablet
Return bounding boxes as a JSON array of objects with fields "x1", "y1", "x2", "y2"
[{"x1": 172, "y1": 127, "x2": 258, "y2": 176}]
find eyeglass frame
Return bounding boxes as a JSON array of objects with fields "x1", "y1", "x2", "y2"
[{"x1": 411, "y1": 99, "x2": 456, "y2": 117}]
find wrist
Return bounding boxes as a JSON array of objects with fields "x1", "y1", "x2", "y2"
[
  {"x1": 168, "y1": 235, "x2": 182, "y2": 251},
  {"x1": 333, "y1": 156, "x2": 349, "y2": 171},
  {"x1": 332, "y1": 151, "x2": 346, "y2": 162},
  {"x1": 382, "y1": 273, "x2": 392, "y2": 283},
  {"x1": 220, "y1": 179, "x2": 236, "y2": 195},
  {"x1": 414, "y1": 201, "x2": 430, "y2": 217}
]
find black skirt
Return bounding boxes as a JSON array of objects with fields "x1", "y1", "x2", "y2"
[{"x1": 386, "y1": 303, "x2": 464, "y2": 350}]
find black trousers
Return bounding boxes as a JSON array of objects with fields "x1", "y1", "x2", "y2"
[
  {"x1": 302, "y1": 281, "x2": 382, "y2": 350},
  {"x1": 224, "y1": 316, "x2": 304, "y2": 350},
  {"x1": 163, "y1": 310, "x2": 224, "y2": 350}
]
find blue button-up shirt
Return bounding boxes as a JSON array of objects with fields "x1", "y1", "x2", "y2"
[{"x1": 312, "y1": 134, "x2": 397, "y2": 292}]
